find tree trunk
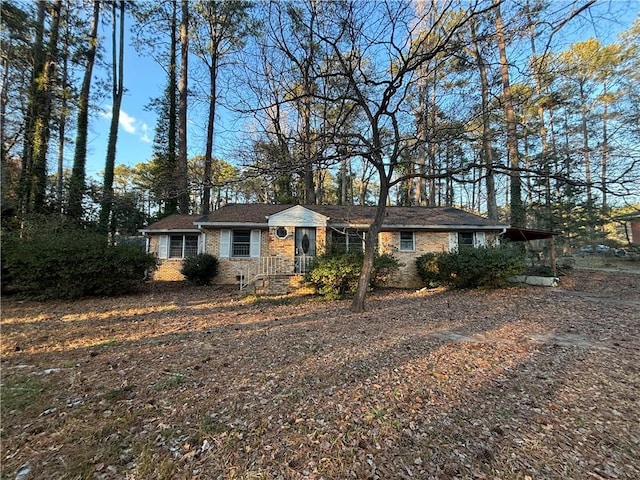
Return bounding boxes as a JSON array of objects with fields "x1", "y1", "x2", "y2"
[
  {"x1": 203, "y1": 56, "x2": 217, "y2": 214},
  {"x1": 494, "y1": 0, "x2": 524, "y2": 227},
  {"x1": 164, "y1": 0, "x2": 179, "y2": 216},
  {"x1": 18, "y1": 2, "x2": 46, "y2": 214},
  {"x1": 470, "y1": 19, "x2": 497, "y2": 221},
  {"x1": 99, "y1": 0, "x2": 125, "y2": 236},
  {"x1": 351, "y1": 161, "x2": 388, "y2": 313},
  {"x1": 68, "y1": 0, "x2": 100, "y2": 222},
  {"x1": 177, "y1": 0, "x2": 190, "y2": 214},
  {"x1": 600, "y1": 87, "x2": 609, "y2": 215}
]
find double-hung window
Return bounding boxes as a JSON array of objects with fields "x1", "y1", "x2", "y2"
[
  {"x1": 399, "y1": 231, "x2": 415, "y2": 251},
  {"x1": 449, "y1": 231, "x2": 487, "y2": 251},
  {"x1": 159, "y1": 234, "x2": 200, "y2": 259},
  {"x1": 232, "y1": 230, "x2": 251, "y2": 257},
  {"x1": 458, "y1": 232, "x2": 475, "y2": 248},
  {"x1": 219, "y1": 229, "x2": 261, "y2": 258},
  {"x1": 331, "y1": 229, "x2": 365, "y2": 253}
]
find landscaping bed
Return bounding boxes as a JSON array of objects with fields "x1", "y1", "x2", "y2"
[{"x1": 1, "y1": 270, "x2": 638, "y2": 479}]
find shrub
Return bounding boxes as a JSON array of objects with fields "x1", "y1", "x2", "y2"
[
  {"x1": 415, "y1": 253, "x2": 442, "y2": 288},
  {"x1": 437, "y1": 246, "x2": 526, "y2": 289},
  {"x1": 2, "y1": 230, "x2": 157, "y2": 299},
  {"x1": 180, "y1": 254, "x2": 219, "y2": 285},
  {"x1": 306, "y1": 251, "x2": 400, "y2": 299},
  {"x1": 416, "y1": 247, "x2": 526, "y2": 290}
]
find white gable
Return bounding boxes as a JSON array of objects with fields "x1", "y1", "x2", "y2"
[{"x1": 268, "y1": 205, "x2": 328, "y2": 227}]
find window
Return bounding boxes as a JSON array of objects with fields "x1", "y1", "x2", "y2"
[
  {"x1": 331, "y1": 229, "x2": 365, "y2": 253},
  {"x1": 458, "y1": 232, "x2": 475, "y2": 248},
  {"x1": 164, "y1": 234, "x2": 199, "y2": 258},
  {"x1": 220, "y1": 229, "x2": 261, "y2": 258},
  {"x1": 399, "y1": 231, "x2": 415, "y2": 251},
  {"x1": 275, "y1": 226, "x2": 288, "y2": 239},
  {"x1": 232, "y1": 230, "x2": 251, "y2": 257}
]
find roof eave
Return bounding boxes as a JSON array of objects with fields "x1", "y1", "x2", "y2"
[{"x1": 195, "y1": 222, "x2": 269, "y2": 228}]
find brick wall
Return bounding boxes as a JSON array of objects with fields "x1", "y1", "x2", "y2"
[{"x1": 379, "y1": 231, "x2": 450, "y2": 288}]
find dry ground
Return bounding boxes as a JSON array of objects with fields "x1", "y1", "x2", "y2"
[{"x1": 1, "y1": 269, "x2": 639, "y2": 480}]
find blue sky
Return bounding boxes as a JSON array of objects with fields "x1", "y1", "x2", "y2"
[{"x1": 84, "y1": 2, "x2": 640, "y2": 181}]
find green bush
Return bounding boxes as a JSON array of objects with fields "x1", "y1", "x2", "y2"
[
  {"x1": 416, "y1": 247, "x2": 526, "y2": 290},
  {"x1": 180, "y1": 254, "x2": 219, "y2": 285},
  {"x1": 306, "y1": 251, "x2": 400, "y2": 299},
  {"x1": 2, "y1": 230, "x2": 157, "y2": 299},
  {"x1": 415, "y1": 253, "x2": 441, "y2": 288}
]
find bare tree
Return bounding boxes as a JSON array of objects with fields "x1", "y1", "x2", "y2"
[{"x1": 312, "y1": 0, "x2": 494, "y2": 312}]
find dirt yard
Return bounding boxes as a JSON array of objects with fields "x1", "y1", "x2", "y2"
[{"x1": 1, "y1": 269, "x2": 639, "y2": 480}]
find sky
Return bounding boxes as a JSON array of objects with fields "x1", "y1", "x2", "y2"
[{"x1": 83, "y1": 1, "x2": 640, "y2": 181}]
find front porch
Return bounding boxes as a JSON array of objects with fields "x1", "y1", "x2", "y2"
[{"x1": 232, "y1": 256, "x2": 315, "y2": 293}]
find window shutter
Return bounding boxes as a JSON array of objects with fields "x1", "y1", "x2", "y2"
[
  {"x1": 198, "y1": 233, "x2": 205, "y2": 254},
  {"x1": 475, "y1": 232, "x2": 486, "y2": 247},
  {"x1": 158, "y1": 235, "x2": 169, "y2": 259},
  {"x1": 220, "y1": 229, "x2": 231, "y2": 258},
  {"x1": 250, "y1": 229, "x2": 261, "y2": 258},
  {"x1": 448, "y1": 232, "x2": 458, "y2": 252}
]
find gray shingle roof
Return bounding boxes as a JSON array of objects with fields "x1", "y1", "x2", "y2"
[
  {"x1": 140, "y1": 214, "x2": 204, "y2": 232},
  {"x1": 192, "y1": 204, "x2": 506, "y2": 230}
]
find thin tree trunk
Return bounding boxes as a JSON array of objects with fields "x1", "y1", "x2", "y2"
[
  {"x1": 494, "y1": 0, "x2": 524, "y2": 227},
  {"x1": 68, "y1": 0, "x2": 100, "y2": 222},
  {"x1": 100, "y1": 0, "x2": 125, "y2": 236},
  {"x1": 18, "y1": 1, "x2": 46, "y2": 214},
  {"x1": 470, "y1": 19, "x2": 497, "y2": 220},
  {"x1": 177, "y1": 0, "x2": 190, "y2": 213},
  {"x1": 600, "y1": 88, "x2": 609, "y2": 215},
  {"x1": 203, "y1": 56, "x2": 217, "y2": 214},
  {"x1": 164, "y1": 0, "x2": 179, "y2": 216}
]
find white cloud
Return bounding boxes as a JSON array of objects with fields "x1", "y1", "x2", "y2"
[
  {"x1": 140, "y1": 123, "x2": 151, "y2": 143},
  {"x1": 119, "y1": 110, "x2": 137, "y2": 134},
  {"x1": 100, "y1": 105, "x2": 151, "y2": 143}
]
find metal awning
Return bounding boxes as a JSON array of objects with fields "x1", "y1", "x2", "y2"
[{"x1": 503, "y1": 227, "x2": 561, "y2": 242}]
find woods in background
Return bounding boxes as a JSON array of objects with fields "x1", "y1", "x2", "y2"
[{"x1": 1, "y1": 0, "x2": 638, "y2": 244}]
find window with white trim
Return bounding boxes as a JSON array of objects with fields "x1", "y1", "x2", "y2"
[
  {"x1": 331, "y1": 229, "x2": 365, "y2": 253},
  {"x1": 232, "y1": 229, "x2": 251, "y2": 256},
  {"x1": 458, "y1": 232, "x2": 475, "y2": 248},
  {"x1": 219, "y1": 229, "x2": 261, "y2": 258},
  {"x1": 399, "y1": 231, "x2": 415, "y2": 251},
  {"x1": 158, "y1": 234, "x2": 199, "y2": 259}
]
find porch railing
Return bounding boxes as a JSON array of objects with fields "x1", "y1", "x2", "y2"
[{"x1": 236, "y1": 256, "x2": 314, "y2": 290}]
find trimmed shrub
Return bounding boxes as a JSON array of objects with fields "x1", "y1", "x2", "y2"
[
  {"x1": 416, "y1": 247, "x2": 526, "y2": 290},
  {"x1": 306, "y1": 251, "x2": 400, "y2": 299},
  {"x1": 437, "y1": 246, "x2": 526, "y2": 289},
  {"x1": 2, "y1": 230, "x2": 157, "y2": 299},
  {"x1": 180, "y1": 254, "x2": 219, "y2": 285}
]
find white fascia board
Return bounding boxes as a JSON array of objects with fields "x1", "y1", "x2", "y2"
[
  {"x1": 268, "y1": 205, "x2": 328, "y2": 227},
  {"x1": 139, "y1": 228, "x2": 201, "y2": 234}
]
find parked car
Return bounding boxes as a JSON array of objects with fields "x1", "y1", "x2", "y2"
[
  {"x1": 596, "y1": 244, "x2": 611, "y2": 253},
  {"x1": 578, "y1": 245, "x2": 593, "y2": 254}
]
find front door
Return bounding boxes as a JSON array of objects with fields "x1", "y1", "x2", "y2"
[{"x1": 295, "y1": 227, "x2": 316, "y2": 273}]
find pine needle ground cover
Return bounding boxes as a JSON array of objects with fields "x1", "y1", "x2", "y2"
[{"x1": 1, "y1": 270, "x2": 638, "y2": 479}]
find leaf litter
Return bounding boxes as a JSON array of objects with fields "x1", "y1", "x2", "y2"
[{"x1": 1, "y1": 269, "x2": 638, "y2": 479}]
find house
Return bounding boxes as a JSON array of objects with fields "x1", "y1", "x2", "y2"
[{"x1": 140, "y1": 204, "x2": 509, "y2": 292}]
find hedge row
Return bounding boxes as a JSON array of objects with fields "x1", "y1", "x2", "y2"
[
  {"x1": 2, "y1": 231, "x2": 157, "y2": 300},
  {"x1": 416, "y1": 247, "x2": 526, "y2": 289}
]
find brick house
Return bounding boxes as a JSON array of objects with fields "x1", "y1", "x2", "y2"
[{"x1": 140, "y1": 204, "x2": 509, "y2": 292}]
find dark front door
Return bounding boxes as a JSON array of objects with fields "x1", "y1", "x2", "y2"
[{"x1": 295, "y1": 227, "x2": 316, "y2": 273}]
